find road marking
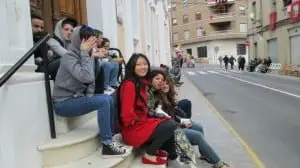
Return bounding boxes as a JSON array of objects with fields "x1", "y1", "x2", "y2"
[
  {"x1": 187, "y1": 71, "x2": 196, "y2": 76},
  {"x1": 197, "y1": 71, "x2": 208, "y2": 75},
  {"x1": 186, "y1": 77, "x2": 266, "y2": 168},
  {"x1": 218, "y1": 70, "x2": 229, "y2": 74},
  {"x1": 218, "y1": 73, "x2": 300, "y2": 99},
  {"x1": 231, "y1": 70, "x2": 242, "y2": 73},
  {"x1": 207, "y1": 70, "x2": 219, "y2": 74}
]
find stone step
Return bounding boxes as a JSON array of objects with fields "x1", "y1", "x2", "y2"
[
  {"x1": 45, "y1": 147, "x2": 134, "y2": 168},
  {"x1": 38, "y1": 117, "x2": 100, "y2": 167}
]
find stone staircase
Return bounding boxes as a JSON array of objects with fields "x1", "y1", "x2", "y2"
[
  {"x1": 38, "y1": 97, "x2": 167, "y2": 168},
  {"x1": 0, "y1": 73, "x2": 167, "y2": 168}
]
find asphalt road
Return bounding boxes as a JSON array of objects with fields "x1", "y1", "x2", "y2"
[{"x1": 183, "y1": 65, "x2": 300, "y2": 168}]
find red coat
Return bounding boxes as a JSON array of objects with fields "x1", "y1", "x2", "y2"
[{"x1": 119, "y1": 80, "x2": 166, "y2": 148}]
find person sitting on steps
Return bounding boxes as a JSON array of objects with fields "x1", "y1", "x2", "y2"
[
  {"x1": 52, "y1": 25, "x2": 126, "y2": 157},
  {"x1": 118, "y1": 53, "x2": 179, "y2": 165}
]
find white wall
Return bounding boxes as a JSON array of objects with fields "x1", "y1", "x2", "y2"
[
  {"x1": 182, "y1": 39, "x2": 248, "y2": 64},
  {"x1": 0, "y1": 73, "x2": 51, "y2": 168},
  {"x1": 0, "y1": 0, "x2": 34, "y2": 74},
  {"x1": 87, "y1": 0, "x2": 118, "y2": 48},
  {"x1": 86, "y1": 0, "x2": 103, "y2": 31}
]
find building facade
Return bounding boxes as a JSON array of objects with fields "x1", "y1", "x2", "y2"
[
  {"x1": 170, "y1": 0, "x2": 248, "y2": 64},
  {"x1": 247, "y1": 0, "x2": 300, "y2": 65},
  {"x1": 0, "y1": 1, "x2": 170, "y2": 168},
  {"x1": 0, "y1": 0, "x2": 171, "y2": 74}
]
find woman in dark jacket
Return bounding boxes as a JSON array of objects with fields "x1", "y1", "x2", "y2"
[{"x1": 150, "y1": 73, "x2": 231, "y2": 168}]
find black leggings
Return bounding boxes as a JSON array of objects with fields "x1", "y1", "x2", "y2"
[{"x1": 146, "y1": 120, "x2": 177, "y2": 160}]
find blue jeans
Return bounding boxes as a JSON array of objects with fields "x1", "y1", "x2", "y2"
[
  {"x1": 54, "y1": 94, "x2": 115, "y2": 145},
  {"x1": 183, "y1": 121, "x2": 221, "y2": 164},
  {"x1": 177, "y1": 99, "x2": 192, "y2": 118},
  {"x1": 102, "y1": 61, "x2": 119, "y2": 89}
]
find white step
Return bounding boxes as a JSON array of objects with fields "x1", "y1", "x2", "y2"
[
  {"x1": 47, "y1": 147, "x2": 134, "y2": 168},
  {"x1": 54, "y1": 111, "x2": 97, "y2": 134},
  {"x1": 38, "y1": 118, "x2": 100, "y2": 167}
]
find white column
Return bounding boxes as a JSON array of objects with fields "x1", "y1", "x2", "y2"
[
  {"x1": 87, "y1": 0, "x2": 118, "y2": 48},
  {"x1": 100, "y1": 0, "x2": 118, "y2": 48},
  {"x1": 131, "y1": 0, "x2": 141, "y2": 52},
  {"x1": 0, "y1": 0, "x2": 34, "y2": 74},
  {"x1": 86, "y1": 0, "x2": 103, "y2": 31},
  {"x1": 157, "y1": 1, "x2": 166, "y2": 65},
  {"x1": 144, "y1": 0, "x2": 153, "y2": 64},
  {"x1": 123, "y1": 1, "x2": 134, "y2": 60}
]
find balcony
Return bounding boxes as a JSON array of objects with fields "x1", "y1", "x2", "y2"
[
  {"x1": 207, "y1": 0, "x2": 235, "y2": 7},
  {"x1": 209, "y1": 12, "x2": 236, "y2": 24},
  {"x1": 174, "y1": 30, "x2": 246, "y2": 45}
]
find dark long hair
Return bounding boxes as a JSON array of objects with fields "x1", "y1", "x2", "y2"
[
  {"x1": 150, "y1": 70, "x2": 166, "y2": 89},
  {"x1": 121, "y1": 53, "x2": 151, "y2": 110},
  {"x1": 153, "y1": 76, "x2": 178, "y2": 117},
  {"x1": 165, "y1": 77, "x2": 177, "y2": 106}
]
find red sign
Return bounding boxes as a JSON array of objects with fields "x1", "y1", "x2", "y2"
[
  {"x1": 290, "y1": 1, "x2": 300, "y2": 23},
  {"x1": 269, "y1": 11, "x2": 277, "y2": 30}
]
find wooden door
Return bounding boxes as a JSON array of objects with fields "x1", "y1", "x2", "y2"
[
  {"x1": 30, "y1": 0, "x2": 87, "y2": 33},
  {"x1": 52, "y1": 0, "x2": 87, "y2": 25},
  {"x1": 30, "y1": 0, "x2": 53, "y2": 33}
]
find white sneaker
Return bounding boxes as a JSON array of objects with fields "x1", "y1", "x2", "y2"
[{"x1": 104, "y1": 86, "x2": 115, "y2": 95}]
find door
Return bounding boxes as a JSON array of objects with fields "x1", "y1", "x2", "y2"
[
  {"x1": 197, "y1": 46, "x2": 207, "y2": 58},
  {"x1": 268, "y1": 39, "x2": 278, "y2": 63},
  {"x1": 30, "y1": 0, "x2": 87, "y2": 33},
  {"x1": 52, "y1": 0, "x2": 87, "y2": 25},
  {"x1": 30, "y1": 0, "x2": 53, "y2": 33},
  {"x1": 290, "y1": 35, "x2": 300, "y2": 65}
]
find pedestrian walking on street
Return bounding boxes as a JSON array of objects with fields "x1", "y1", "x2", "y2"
[
  {"x1": 218, "y1": 56, "x2": 223, "y2": 68},
  {"x1": 239, "y1": 56, "x2": 246, "y2": 71},
  {"x1": 229, "y1": 55, "x2": 236, "y2": 70},
  {"x1": 223, "y1": 55, "x2": 229, "y2": 70},
  {"x1": 237, "y1": 56, "x2": 242, "y2": 70}
]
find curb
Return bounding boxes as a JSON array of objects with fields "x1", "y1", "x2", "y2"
[{"x1": 184, "y1": 75, "x2": 266, "y2": 168}]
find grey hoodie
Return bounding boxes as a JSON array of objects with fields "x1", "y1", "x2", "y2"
[
  {"x1": 47, "y1": 19, "x2": 71, "y2": 60},
  {"x1": 53, "y1": 26, "x2": 95, "y2": 102}
]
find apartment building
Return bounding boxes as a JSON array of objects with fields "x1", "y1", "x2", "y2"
[
  {"x1": 170, "y1": 0, "x2": 248, "y2": 64},
  {"x1": 0, "y1": 1, "x2": 170, "y2": 168},
  {"x1": 247, "y1": 0, "x2": 300, "y2": 65}
]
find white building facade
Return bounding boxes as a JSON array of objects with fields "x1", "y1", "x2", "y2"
[{"x1": 0, "y1": 0, "x2": 171, "y2": 168}]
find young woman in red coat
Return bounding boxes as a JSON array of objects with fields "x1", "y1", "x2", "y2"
[{"x1": 119, "y1": 53, "x2": 177, "y2": 165}]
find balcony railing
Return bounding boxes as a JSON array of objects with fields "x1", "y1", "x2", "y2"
[
  {"x1": 210, "y1": 12, "x2": 236, "y2": 19},
  {"x1": 173, "y1": 30, "x2": 246, "y2": 45},
  {"x1": 207, "y1": 0, "x2": 235, "y2": 7}
]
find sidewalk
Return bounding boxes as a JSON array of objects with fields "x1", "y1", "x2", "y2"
[{"x1": 177, "y1": 76, "x2": 261, "y2": 168}]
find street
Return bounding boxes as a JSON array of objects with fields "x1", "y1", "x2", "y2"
[{"x1": 184, "y1": 65, "x2": 300, "y2": 168}]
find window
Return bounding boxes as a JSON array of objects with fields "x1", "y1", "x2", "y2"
[
  {"x1": 184, "y1": 30, "x2": 190, "y2": 40},
  {"x1": 171, "y1": 3, "x2": 176, "y2": 11},
  {"x1": 183, "y1": 15, "x2": 189, "y2": 24},
  {"x1": 183, "y1": 0, "x2": 188, "y2": 8},
  {"x1": 252, "y1": 2, "x2": 256, "y2": 19},
  {"x1": 173, "y1": 33, "x2": 178, "y2": 41},
  {"x1": 237, "y1": 44, "x2": 246, "y2": 55},
  {"x1": 240, "y1": 23, "x2": 247, "y2": 33},
  {"x1": 195, "y1": 12, "x2": 202, "y2": 20},
  {"x1": 283, "y1": 0, "x2": 292, "y2": 7},
  {"x1": 239, "y1": 6, "x2": 246, "y2": 16},
  {"x1": 186, "y1": 48, "x2": 192, "y2": 55},
  {"x1": 196, "y1": 27, "x2": 205, "y2": 37},
  {"x1": 172, "y1": 18, "x2": 177, "y2": 25},
  {"x1": 197, "y1": 46, "x2": 207, "y2": 58}
]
